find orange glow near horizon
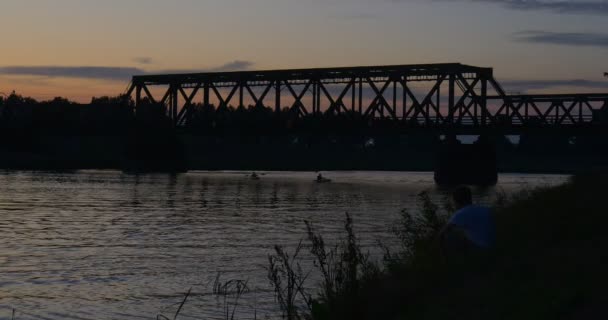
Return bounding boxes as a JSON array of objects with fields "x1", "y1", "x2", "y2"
[{"x1": 0, "y1": 77, "x2": 127, "y2": 103}]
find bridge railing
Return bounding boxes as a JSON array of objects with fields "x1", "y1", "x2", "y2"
[{"x1": 400, "y1": 115, "x2": 597, "y2": 126}]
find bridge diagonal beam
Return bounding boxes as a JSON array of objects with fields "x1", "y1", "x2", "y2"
[
  {"x1": 419, "y1": 78, "x2": 443, "y2": 123},
  {"x1": 557, "y1": 100, "x2": 578, "y2": 124},
  {"x1": 224, "y1": 85, "x2": 240, "y2": 108},
  {"x1": 402, "y1": 76, "x2": 445, "y2": 124},
  {"x1": 512, "y1": 100, "x2": 526, "y2": 125},
  {"x1": 528, "y1": 101, "x2": 548, "y2": 125},
  {"x1": 488, "y1": 78, "x2": 525, "y2": 122},
  {"x1": 318, "y1": 81, "x2": 353, "y2": 115},
  {"x1": 245, "y1": 82, "x2": 273, "y2": 108},
  {"x1": 176, "y1": 84, "x2": 202, "y2": 125},
  {"x1": 513, "y1": 100, "x2": 534, "y2": 125},
  {"x1": 363, "y1": 79, "x2": 390, "y2": 118},
  {"x1": 426, "y1": 99, "x2": 442, "y2": 124},
  {"x1": 453, "y1": 76, "x2": 480, "y2": 123},
  {"x1": 400, "y1": 83, "x2": 428, "y2": 122},
  {"x1": 366, "y1": 78, "x2": 398, "y2": 119},
  {"x1": 160, "y1": 88, "x2": 172, "y2": 106},
  {"x1": 456, "y1": 98, "x2": 478, "y2": 124},
  {"x1": 333, "y1": 80, "x2": 355, "y2": 114},
  {"x1": 456, "y1": 74, "x2": 500, "y2": 126},
  {"x1": 401, "y1": 82, "x2": 425, "y2": 122},
  {"x1": 125, "y1": 83, "x2": 136, "y2": 98},
  {"x1": 583, "y1": 100, "x2": 594, "y2": 113},
  {"x1": 211, "y1": 83, "x2": 239, "y2": 110},
  {"x1": 284, "y1": 80, "x2": 312, "y2": 116},
  {"x1": 422, "y1": 75, "x2": 446, "y2": 123},
  {"x1": 583, "y1": 100, "x2": 595, "y2": 123},
  {"x1": 141, "y1": 85, "x2": 157, "y2": 104},
  {"x1": 542, "y1": 102, "x2": 561, "y2": 124},
  {"x1": 317, "y1": 82, "x2": 339, "y2": 115}
]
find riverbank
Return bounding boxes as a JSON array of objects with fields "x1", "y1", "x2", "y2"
[{"x1": 300, "y1": 172, "x2": 608, "y2": 319}]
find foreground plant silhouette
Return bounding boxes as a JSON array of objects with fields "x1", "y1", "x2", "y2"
[{"x1": 268, "y1": 213, "x2": 387, "y2": 320}]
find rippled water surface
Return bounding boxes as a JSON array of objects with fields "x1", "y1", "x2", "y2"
[{"x1": 0, "y1": 171, "x2": 568, "y2": 319}]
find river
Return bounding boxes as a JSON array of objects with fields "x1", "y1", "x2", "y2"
[{"x1": 0, "y1": 171, "x2": 568, "y2": 319}]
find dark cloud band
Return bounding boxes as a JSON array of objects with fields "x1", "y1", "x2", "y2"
[
  {"x1": 466, "y1": 0, "x2": 608, "y2": 15},
  {"x1": 392, "y1": 0, "x2": 608, "y2": 15},
  {"x1": 0, "y1": 61, "x2": 255, "y2": 81},
  {"x1": 0, "y1": 66, "x2": 145, "y2": 81},
  {"x1": 513, "y1": 30, "x2": 608, "y2": 47}
]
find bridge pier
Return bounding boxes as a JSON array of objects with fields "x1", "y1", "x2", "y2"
[
  {"x1": 434, "y1": 136, "x2": 498, "y2": 186},
  {"x1": 123, "y1": 128, "x2": 187, "y2": 173}
]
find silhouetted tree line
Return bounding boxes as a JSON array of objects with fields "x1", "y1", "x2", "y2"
[
  {"x1": 1, "y1": 92, "x2": 607, "y2": 154},
  {"x1": 0, "y1": 92, "x2": 607, "y2": 172},
  {"x1": 0, "y1": 92, "x2": 175, "y2": 134},
  {"x1": 0, "y1": 92, "x2": 429, "y2": 136}
]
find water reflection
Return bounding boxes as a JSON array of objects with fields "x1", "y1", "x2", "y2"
[{"x1": 0, "y1": 170, "x2": 567, "y2": 319}]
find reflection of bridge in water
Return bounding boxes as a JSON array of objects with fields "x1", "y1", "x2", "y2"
[{"x1": 127, "y1": 63, "x2": 608, "y2": 133}]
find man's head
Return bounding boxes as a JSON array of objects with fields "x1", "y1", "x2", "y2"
[{"x1": 452, "y1": 185, "x2": 473, "y2": 210}]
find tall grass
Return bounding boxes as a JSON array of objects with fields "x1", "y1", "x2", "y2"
[
  {"x1": 383, "y1": 191, "x2": 449, "y2": 267},
  {"x1": 267, "y1": 188, "x2": 541, "y2": 320},
  {"x1": 304, "y1": 213, "x2": 380, "y2": 320},
  {"x1": 267, "y1": 241, "x2": 312, "y2": 320},
  {"x1": 156, "y1": 273, "x2": 256, "y2": 320}
]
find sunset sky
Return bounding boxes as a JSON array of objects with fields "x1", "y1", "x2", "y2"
[{"x1": 1, "y1": 0, "x2": 607, "y2": 102}]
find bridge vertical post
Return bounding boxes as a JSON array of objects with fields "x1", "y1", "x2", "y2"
[
  {"x1": 135, "y1": 85, "x2": 142, "y2": 109},
  {"x1": 352, "y1": 78, "x2": 356, "y2": 113},
  {"x1": 448, "y1": 74, "x2": 455, "y2": 123},
  {"x1": 481, "y1": 78, "x2": 487, "y2": 126},
  {"x1": 435, "y1": 83, "x2": 440, "y2": 125},
  {"x1": 275, "y1": 80, "x2": 281, "y2": 114},
  {"x1": 312, "y1": 79, "x2": 321, "y2": 116},
  {"x1": 312, "y1": 80, "x2": 317, "y2": 116},
  {"x1": 403, "y1": 77, "x2": 407, "y2": 123},
  {"x1": 393, "y1": 80, "x2": 397, "y2": 120},
  {"x1": 203, "y1": 81, "x2": 210, "y2": 109},
  {"x1": 316, "y1": 80, "x2": 322, "y2": 115},
  {"x1": 358, "y1": 77, "x2": 363, "y2": 115},
  {"x1": 239, "y1": 81, "x2": 244, "y2": 108},
  {"x1": 171, "y1": 84, "x2": 178, "y2": 126}
]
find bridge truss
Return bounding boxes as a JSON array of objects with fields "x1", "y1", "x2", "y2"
[{"x1": 127, "y1": 63, "x2": 608, "y2": 132}]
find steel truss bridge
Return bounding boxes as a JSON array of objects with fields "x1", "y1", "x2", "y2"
[{"x1": 127, "y1": 63, "x2": 608, "y2": 133}]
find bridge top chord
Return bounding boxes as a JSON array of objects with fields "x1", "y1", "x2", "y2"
[{"x1": 132, "y1": 63, "x2": 492, "y2": 86}]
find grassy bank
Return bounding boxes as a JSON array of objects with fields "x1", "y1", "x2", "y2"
[
  {"x1": 397, "y1": 173, "x2": 608, "y2": 320},
  {"x1": 269, "y1": 173, "x2": 608, "y2": 319}
]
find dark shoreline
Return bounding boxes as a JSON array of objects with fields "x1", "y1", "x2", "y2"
[{"x1": 1, "y1": 133, "x2": 607, "y2": 175}]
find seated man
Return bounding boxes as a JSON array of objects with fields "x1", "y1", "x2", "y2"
[{"x1": 440, "y1": 186, "x2": 496, "y2": 259}]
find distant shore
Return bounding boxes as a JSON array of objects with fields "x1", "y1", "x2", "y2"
[{"x1": 1, "y1": 133, "x2": 606, "y2": 174}]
